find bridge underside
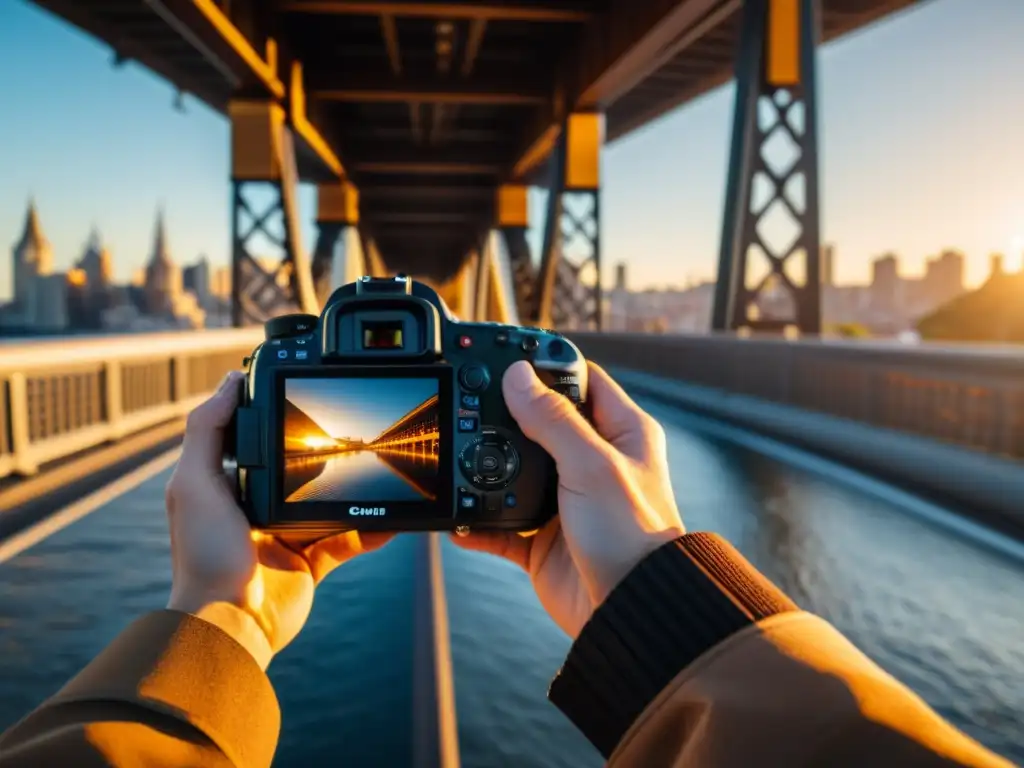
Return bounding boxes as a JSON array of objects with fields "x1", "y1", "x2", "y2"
[{"x1": 31, "y1": 0, "x2": 925, "y2": 326}]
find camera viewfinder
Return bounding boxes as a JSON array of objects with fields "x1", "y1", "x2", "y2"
[{"x1": 363, "y1": 321, "x2": 404, "y2": 350}]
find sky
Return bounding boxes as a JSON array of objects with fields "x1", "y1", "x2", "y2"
[
  {"x1": 285, "y1": 378, "x2": 437, "y2": 440},
  {"x1": 1, "y1": 0, "x2": 1024, "y2": 298}
]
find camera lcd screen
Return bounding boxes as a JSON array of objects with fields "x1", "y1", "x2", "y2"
[{"x1": 281, "y1": 376, "x2": 443, "y2": 504}]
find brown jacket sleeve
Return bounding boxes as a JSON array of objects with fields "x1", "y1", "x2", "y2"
[
  {"x1": 0, "y1": 610, "x2": 279, "y2": 768},
  {"x1": 550, "y1": 533, "x2": 1015, "y2": 768}
]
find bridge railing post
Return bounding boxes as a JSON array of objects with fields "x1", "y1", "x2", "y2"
[
  {"x1": 8, "y1": 373, "x2": 35, "y2": 476},
  {"x1": 105, "y1": 360, "x2": 125, "y2": 441}
]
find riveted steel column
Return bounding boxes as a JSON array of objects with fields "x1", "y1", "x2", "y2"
[
  {"x1": 229, "y1": 100, "x2": 319, "y2": 326},
  {"x1": 713, "y1": 0, "x2": 822, "y2": 334},
  {"x1": 536, "y1": 113, "x2": 603, "y2": 331},
  {"x1": 496, "y1": 184, "x2": 534, "y2": 323},
  {"x1": 314, "y1": 180, "x2": 360, "y2": 303}
]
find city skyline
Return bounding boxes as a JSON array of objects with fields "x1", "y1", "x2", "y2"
[
  {"x1": 2, "y1": 0, "x2": 1024, "y2": 297},
  {"x1": 7, "y1": 193, "x2": 985, "y2": 294}
]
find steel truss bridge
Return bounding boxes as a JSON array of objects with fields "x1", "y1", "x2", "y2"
[
  {"x1": 31, "y1": 0, "x2": 923, "y2": 333},
  {"x1": 4, "y1": 1, "x2": 1024, "y2": 766}
]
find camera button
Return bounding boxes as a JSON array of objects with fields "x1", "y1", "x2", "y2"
[
  {"x1": 458, "y1": 416, "x2": 478, "y2": 432},
  {"x1": 460, "y1": 393, "x2": 480, "y2": 409},
  {"x1": 477, "y1": 446, "x2": 505, "y2": 478},
  {"x1": 458, "y1": 335, "x2": 473, "y2": 348},
  {"x1": 495, "y1": 331, "x2": 509, "y2": 346},
  {"x1": 458, "y1": 490, "x2": 478, "y2": 512},
  {"x1": 459, "y1": 364, "x2": 491, "y2": 392},
  {"x1": 504, "y1": 493, "x2": 517, "y2": 508},
  {"x1": 521, "y1": 336, "x2": 540, "y2": 353}
]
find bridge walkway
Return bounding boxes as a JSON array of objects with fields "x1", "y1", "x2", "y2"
[{"x1": 1, "y1": 395, "x2": 1021, "y2": 767}]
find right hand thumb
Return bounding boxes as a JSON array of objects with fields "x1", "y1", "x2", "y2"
[{"x1": 502, "y1": 361, "x2": 614, "y2": 491}]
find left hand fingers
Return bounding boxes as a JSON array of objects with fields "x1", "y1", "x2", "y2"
[
  {"x1": 302, "y1": 531, "x2": 396, "y2": 584},
  {"x1": 179, "y1": 371, "x2": 245, "y2": 475}
]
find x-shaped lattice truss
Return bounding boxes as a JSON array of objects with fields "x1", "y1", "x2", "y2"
[
  {"x1": 233, "y1": 182, "x2": 303, "y2": 324},
  {"x1": 738, "y1": 85, "x2": 814, "y2": 325}
]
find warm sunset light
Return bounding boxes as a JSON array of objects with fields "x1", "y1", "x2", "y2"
[{"x1": 303, "y1": 436, "x2": 335, "y2": 449}]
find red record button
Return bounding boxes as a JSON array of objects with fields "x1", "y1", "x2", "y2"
[{"x1": 458, "y1": 335, "x2": 473, "y2": 348}]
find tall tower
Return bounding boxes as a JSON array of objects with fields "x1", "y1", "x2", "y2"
[
  {"x1": 78, "y1": 227, "x2": 114, "y2": 290},
  {"x1": 10, "y1": 199, "x2": 54, "y2": 326},
  {"x1": 614, "y1": 262, "x2": 627, "y2": 291},
  {"x1": 144, "y1": 208, "x2": 181, "y2": 315},
  {"x1": 820, "y1": 244, "x2": 834, "y2": 287}
]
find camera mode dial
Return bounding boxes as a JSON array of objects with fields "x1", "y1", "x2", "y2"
[
  {"x1": 458, "y1": 431, "x2": 519, "y2": 490},
  {"x1": 265, "y1": 313, "x2": 318, "y2": 341}
]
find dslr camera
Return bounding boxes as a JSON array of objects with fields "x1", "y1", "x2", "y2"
[{"x1": 228, "y1": 275, "x2": 588, "y2": 537}]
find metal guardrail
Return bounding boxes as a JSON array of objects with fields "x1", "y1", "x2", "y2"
[
  {"x1": 571, "y1": 333, "x2": 1024, "y2": 462},
  {"x1": 6, "y1": 327, "x2": 1023, "y2": 481},
  {"x1": 0, "y1": 329, "x2": 263, "y2": 478}
]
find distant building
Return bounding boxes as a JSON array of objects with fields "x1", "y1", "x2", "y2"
[
  {"x1": 821, "y1": 243, "x2": 835, "y2": 287},
  {"x1": 183, "y1": 256, "x2": 211, "y2": 308},
  {"x1": 138, "y1": 209, "x2": 205, "y2": 329},
  {"x1": 144, "y1": 208, "x2": 183, "y2": 316},
  {"x1": 71, "y1": 228, "x2": 116, "y2": 328},
  {"x1": 34, "y1": 273, "x2": 69, "y2": 331},
  {"x1": 1, "y1": 200, "x2": 68, "y2": 332},
  {"x1": 614, "y1": 262, "x2": 627, "y2": 291},
  {"x1": 871, "y1": 253, "x2": 899, "y2": 308},
  {"x1": 5, "y1": 200, "x2": 54, "y2": 327},
  {"x1": 78, "y1": 227, "x2": 114, "y2": 290},
  {"x1": 210, "y1": 265, "x2": 231, "y2": 300},
  {"x1": 925, "y1": 249, "x2": 964, "y2": 305}
]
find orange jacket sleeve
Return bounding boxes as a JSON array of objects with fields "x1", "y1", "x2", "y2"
[
  {"x1": 550, "y1": 533, "x2": 1014, "y2": 767},
  {"x1": 0, "y1": 610, "x2": 279, "y2": 768}
]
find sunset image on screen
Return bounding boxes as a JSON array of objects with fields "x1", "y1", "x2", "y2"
[{"x1": 282, "y1": 378, "x2": 440, "y2": 503}]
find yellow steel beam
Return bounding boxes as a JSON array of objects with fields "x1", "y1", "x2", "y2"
[
  {"x1": 312, "y1": 83, "x2": 545, "y2": 106},
  {"x1": 564, "y1": 112, "x2": 602, "y2": 191},
  {"x1": 280, "y1": 1, "x2": 592, "y2": 23},
  {"x1": 190, "y1": 0, "x2": 285, "y2": 98},
  {"x1": 229, "y1": 100, "x2": 286, "y2": 180},
  {"x1": 512, "y1": 123, "x2": 561, "y2": 180},
  {"x1": 355, "y1": 161, "x2": 501, "y2": 175},
  {"x1": 496, "y1": 185, "x2": 529, "y2": 228},
  {"x1": 289, "y1": 62, "x2": 345, "y2": 178},
  {"x1": 767, "y1": 0, "x2": 801, "y2": 86},
  {"x1": 318, "y1": 181, "x2": 360, "y2": 224}
]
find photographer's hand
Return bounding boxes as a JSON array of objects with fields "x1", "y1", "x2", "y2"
[
  {"x1": 451, "y1": 361, "x2": 684, "y2": 638},
  {"x1": 165, "y1": 371, "x2": 393, "y2": 669}
]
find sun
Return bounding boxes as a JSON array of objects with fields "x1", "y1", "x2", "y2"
[{"x1": 304, "y1": 436, "x2": 334, "y2": 449}]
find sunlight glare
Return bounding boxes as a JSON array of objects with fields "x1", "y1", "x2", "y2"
[{"x1": 304, "y1": 436, "x2": 334, "y2": 449}]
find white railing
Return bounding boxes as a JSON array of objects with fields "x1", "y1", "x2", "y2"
[{"x1": 0, "y1": 328, "x2": 264, "y2": 478}]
